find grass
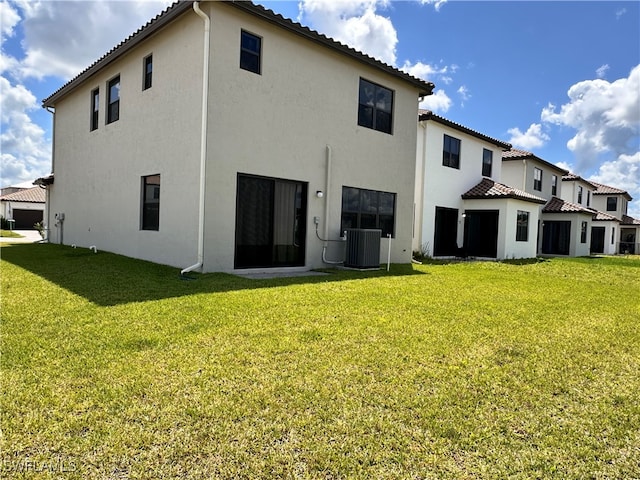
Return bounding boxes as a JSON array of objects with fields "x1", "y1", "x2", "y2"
[
  {"x1": 2, "y1": 243, "x2": 639, "y2": 479},
  {"x1": 0, "y1": 230, "x2": 23, "y2": 238}
]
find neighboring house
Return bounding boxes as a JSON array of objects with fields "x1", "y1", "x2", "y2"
[
  {"x1": 501, "y1": 149, "x2": 593, "y2": 257},
  {"x1": 41, "y1": 1, "x2": 433, "y2": 273},
  {"x1": 414, "y1": 111, "x2": 548, "y2": 260},
  {"x1": 0, "y1": 186, "x2": 45, "y2": 229},
  {"x1": 591, "y1": 181, "x2": 639, "y2": 254}
]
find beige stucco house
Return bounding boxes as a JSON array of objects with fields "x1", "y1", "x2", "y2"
[{"x1": 41, "y1": 1, "x2": 433, "y2": 273}]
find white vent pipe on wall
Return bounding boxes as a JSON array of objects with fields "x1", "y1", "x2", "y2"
[{"x1": 181, "y1": 1, "x2": 210, "y2": 276}]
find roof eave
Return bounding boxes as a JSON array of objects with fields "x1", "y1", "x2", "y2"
[{"x1": 419, "y1": 111, "x2": 511, "y2": 150}]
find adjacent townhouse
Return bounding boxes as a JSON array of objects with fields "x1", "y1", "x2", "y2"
[
  {"x1": 40, "y1": 0, "x2": 433, "y2": 273},
  {"x1": 0, "y1": 186, "x2": 46, "y2": 229},
  {"x1": 414, "y1": 112, "x2": 548, "y2": 260},
  {"x1": 591, "y1": 181, "x2": 639, "y2": 254}
]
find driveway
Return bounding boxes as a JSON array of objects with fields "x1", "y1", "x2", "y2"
[{"x1": 0, "y1": 230, "x2": 44, "y2": 243}]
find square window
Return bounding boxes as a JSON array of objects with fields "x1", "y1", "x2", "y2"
[
  {"x1": 340, "y1": 186, "x2": 395, "y2": 237},
  {"x1": 358, "y1": 78, "x2": 393, "y2": 134},
  {"x1": 240, "y1": 30, "x2": 261, "y2": 74},
  {"x1": 607, "y1": 197, "x2": 617, "y2": 211}
]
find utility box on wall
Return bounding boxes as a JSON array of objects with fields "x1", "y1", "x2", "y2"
[{"x1": 344, "y1": 228, "x2": 381, "y2": 269}]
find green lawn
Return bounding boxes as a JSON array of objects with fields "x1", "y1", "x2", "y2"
[
  {"x1": 0, "y1": 230, "x2": 23, "y2": 238},
  {"x1": 2, "y1": 243, "x2": 639, "y2": 479}
]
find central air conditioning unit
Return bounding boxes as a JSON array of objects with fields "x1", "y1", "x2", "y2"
[{"x1": 344, "y1": 228, "x2": 381, "y2": 269}]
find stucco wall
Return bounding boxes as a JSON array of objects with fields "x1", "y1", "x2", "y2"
[{"x1": 501, "y1": 160, "x2": 562, "y2": 201}]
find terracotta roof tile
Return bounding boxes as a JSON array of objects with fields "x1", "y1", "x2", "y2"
[
  {"x1": 462, "y1": 178, "x2": 547, "y2": 204},
  {"x1": 561, "y1": 173, "x2": 597, "y2": 189},
  {"x1": 542, "y1": 197, "x2": 593, "y2": 215},
  {"x1": 501, "y1": 149, "x2": 569, "y2": 174},
  {"x1": 590, "y1": 181, "x2": 632, "y2": 200},
  {"x1": 591, "y1": 210, "x2": 619, "y2": 222},
  {"x1": 0, "y1": 187, "x2": 46, "y2": 203}
]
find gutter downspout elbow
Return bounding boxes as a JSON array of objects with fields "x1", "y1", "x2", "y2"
[{"x1": 182, "y1": 1, "x2": 210, "y2": 276}]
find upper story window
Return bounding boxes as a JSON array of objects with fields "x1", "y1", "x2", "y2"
[
  {"x1": 587, "y1": 190, "x2": 591, "y2": 207},
  {"x1": 442, "y1": 134, "x2": 461, "y2": 169},
  {"x1": 240, "y1": 30, "x2": 261, "y2": 74},
  {"x1": 577, "y1": 186, "x2": 583, "y2": 204},
  {"x1": 90, "y1": 88, "x2": 99, "y2": 131},
  {"x1": 341, "y1": 186, "x2": 396, "y2": 237},
  {"x1": 143, "y1": 55, "x2": 153, "y2": 90},
  {"x1": 141, "y1": 174, "x2": 160, "y2": 231},
  {"x1": 482, "y1": 149, "x2": 492, "y2": 177},
  {"x1": 533, "y1": 167, "x2": 542, "y2": 191},
  {"x1": 607, "y1": 197, "x2": 617, "y2": 211},
  {"x1": 358, "y1": 78, "x2": 393, "y2": 135},
  {"x1": 551, "y1": 175, "x2": 558, "y2": 196},
  {"x1": 107, "y1": 75, "x2": 120, "y2": 124}
]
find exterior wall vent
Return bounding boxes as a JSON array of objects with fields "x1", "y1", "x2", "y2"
[{"x1": 344, "y1": 228, "x2": 381, "y2": 269}]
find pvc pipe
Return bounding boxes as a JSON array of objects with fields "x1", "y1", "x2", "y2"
[
  {"x1": 386, "y1": 234, "x2": 391, "y2": 271},
  {"x1": 182, "y1": 1, "x2": 210, "y2": 276}
]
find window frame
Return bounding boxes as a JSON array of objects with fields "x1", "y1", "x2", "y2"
[
  {"x1": 551, "y1": 175, "x2": 558, "y2": 196},
  {"x1": 516, "y1": 210, "x2": 529, "y2": 242},
  {"x1": 143, "y1": 54, "x2": 153, "y2": 90},
  {"x1": 90, "y1": 87, "x2": 99, "y2": 131},
  {"x1": 482, "y1": 148, "x2": 492, "y2": 177},
  {"x1": 442, "y1": 134, "x2": 461, "y2": 169},
  {"x1": 107, "y1": 75, "x2": 120, "y2": 124},
  {"x1": 141, "y1": 174, "x2": 160, "y2": 231},
  {"x1": 357, "y1": 78, "x2": 394, "y2": 135},
  {"x1": 606, "y1": 197, "x2": 617, "y2": 211},
  {"x1": 533, "y1": 167, "x2": 543, "y2": 192},
  {"x1": 577, "y1": 186, "x2": 583, "y2": 204},
  {"x1": 240, "y1": 30, "x2": 262, "y2": 75},
  {"x1": 340, "y1": 186, "x2": 396, "y2": 237},
  {"x1": 580, "y1": 221, "x2": 588, "y2": 244}
]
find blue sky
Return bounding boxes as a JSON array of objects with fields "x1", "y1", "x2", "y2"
[{"x1": 1, "y1": 0, "x2": 639, "y2": 216}]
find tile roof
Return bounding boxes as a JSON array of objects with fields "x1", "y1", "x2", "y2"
[
  {"x1": 542, "y1": 197, "x2": 593, "y2": 215},
  {"x1": 501, "y1": 148, "x2": 569, "y2": 174},
  {"x1": 621, "y1": 214, "x2": 640, "y2": 225},
  {"x1": 591, "y1": 210, "x2": 620, "y2": 222},
  {"x1": 590, "y1": 180, "x2": 632, "y2": 200},
  {"x1": 561, "y1": 173, "x2": 597, "y2": 189},
  {"x1": 43, "y1": 1, "x2": 434, "y2": 107},
  {"x1": 461, "y1": 178, "x2": 547, "y2": 204},
  {"x1": 0, "y1": 187, "x2": 46, "y2": 203},
  {"x1": 418, "y1": 110, "x2": 511, "y2": 150}
]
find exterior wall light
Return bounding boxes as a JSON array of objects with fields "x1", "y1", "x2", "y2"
[{"x1": 316, "y1": 191, "x2": 324, "y2": 198}]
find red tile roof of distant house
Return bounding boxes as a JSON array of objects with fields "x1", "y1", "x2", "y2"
[
  {"x1": 561, "y1": 173, "x2": 597, "y2": 189},
  {"x1": 621, "y1": 214, "x2": 640, "y2": 225},
  {"x1": 542, "y1": 197, "x2": 593, "y2": 215},
  {"x1": 502, "y1": 148, "x2": 569, "y2": 175},
  {"x1": 0, "y1": 187, "x2": 46, "y2": 203},
  {"x1": 590, "y1": 180, "x2": 633, "y2": 200},
  {"x1": 462, "y1": 178, "x2": 547, "y2": 204}
]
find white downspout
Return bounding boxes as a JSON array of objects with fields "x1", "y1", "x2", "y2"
[
  {"x1": 522, "y1": 159, "x2": 527, "y2": 192},
  {"x1": 321, "y1": 144, "x2": 344, "y2": 264},
  {"x1": 181, "y1": 1, "x2": 210, "y2": 276}
]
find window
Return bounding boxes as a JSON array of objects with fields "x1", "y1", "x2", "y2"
[
  {"x1": 577, "y1": 186, "x2": 583, "y2": 204},
  {"x1": 90, "y1": 88, "x2": 99, "y2": 131},
  {"x1": 341, "y1": 186, "x2": 395, "y2": 237},
  {"x1": 482, "y1": 149, "x2": 492, "y2": 177},
  {"x1": 581, "y1": 221, "x2": 587, "y2": 243},
  {"x1": 516, "y1": 210, "x2": 529, "y2": 242},
  {"x1": 551, "y1": 175, "x2": 557, "y2": 196},
  {"x1": 358, "y1": 78, "x2": 393, "y2": 134},
  {"x1": 611, "y1": 227, "x2": 615, "y2": 245},
  {"x1": 587, "y1": 190, "x2": 591, "y2": 207},
  {"x1": 141, "y1": 174, "x2": 160, "y2": 231},
  {"x1": 607, "y1": 197, "x2": 617, "y2": 211},
  {"x1": 107, "y1": 76, "x2": 120, "y2": 124},
  {"x1": 143, "y1": 55, "x2": 152, "y2": 90},
  {"x1": 240, "y1": 30, "x2": 261, "y2": 74},
  {"x1": 442, "y1": 134, "x2": 461, "y2": 169},
  {"x1": 533, "y1": 167, "x2": 542, "y2": 191}
]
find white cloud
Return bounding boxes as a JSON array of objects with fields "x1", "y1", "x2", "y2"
[
  {"x1": 0, "y1": 76, "x2": 51, "y2": 186},
  {"x1": 419, "y1": 89, "x2": 452, "y2": 113},
  {"x1": 418, "y1": 0, "x2": 447, "y2": 12},
  {"x1": 11, "y1": 1, "x2": 172, "y2": 80},
  {"x1": 507, "y1": 123, "x2": 550, "y2": 150},
  {"x1": 457, "y1": 85, "x2": 470, "y2": 105},
  {"x1": 298, "y1": 0, "x2": 398, "y2": 65},
  {"x1": 541, "y1": 64, "x2": 640, "y2": 173},
  {"x1": 615, "y1": 8, "x2": 627, "y2": 20},
  {"x1": 596, "y1": 64, "x2": 609, "y2": 79},
  {"x1": 0, "y1": 1, "x2": 20, "y2": 40}
]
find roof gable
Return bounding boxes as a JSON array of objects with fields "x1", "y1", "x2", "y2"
[
  {"x1": 43, "y1": 1, "x2": 434, "y2": 107},
  {"x1": 418, "y1": 110, "x2": 511, "y2": 150}
]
